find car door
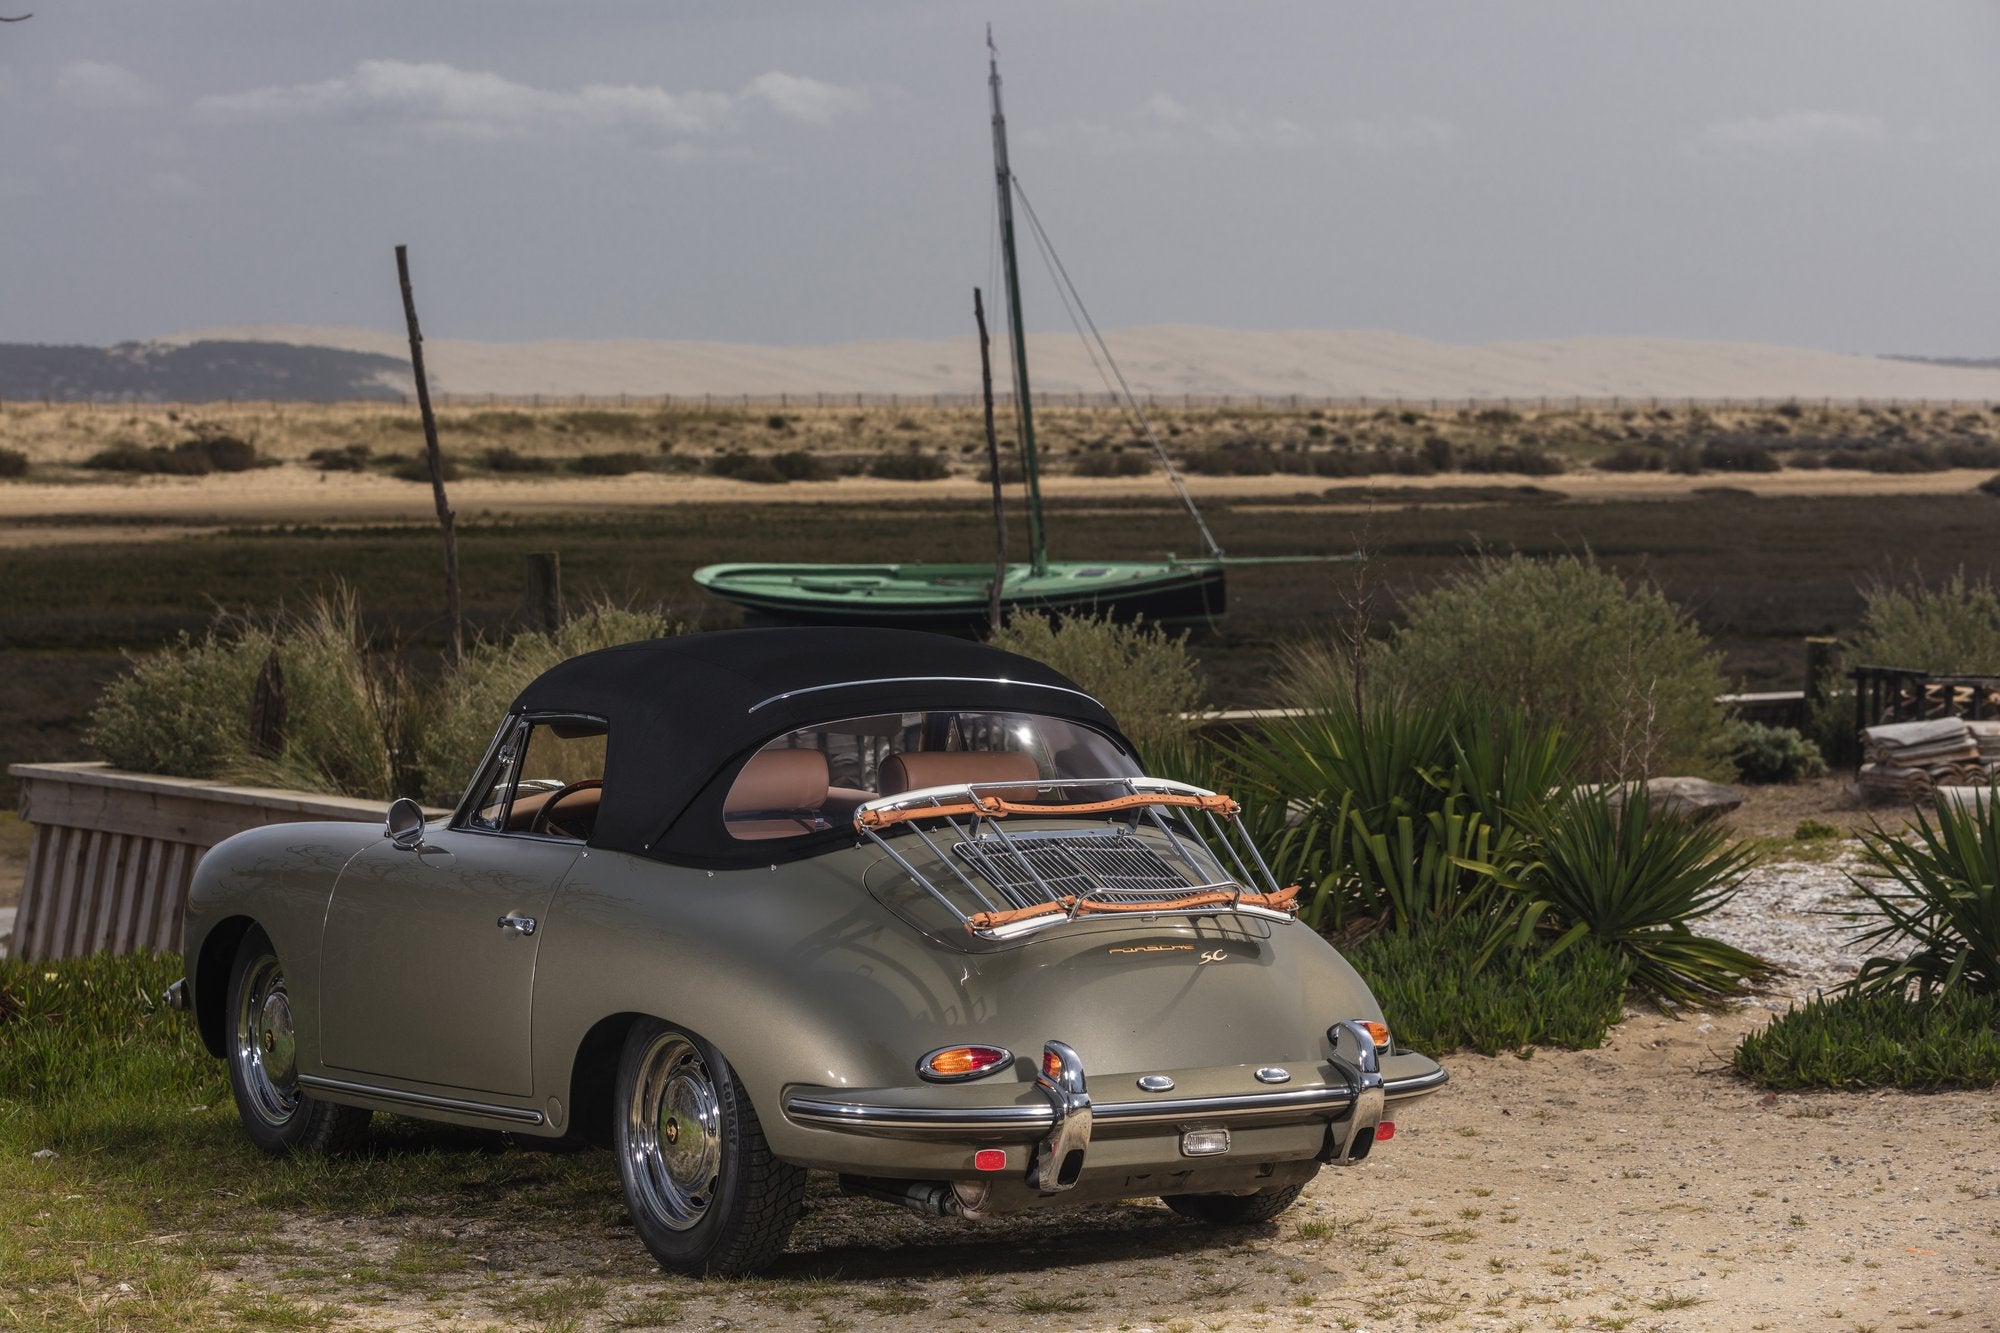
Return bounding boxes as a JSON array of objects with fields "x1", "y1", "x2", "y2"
[{"x1": 317, "y1": 713, "x2": 607, "y2": 1097}]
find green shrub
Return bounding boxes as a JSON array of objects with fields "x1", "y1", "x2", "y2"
[
  {"x1": 555, "y1": 410, "x2": 643, "y2": 436},
  {"x1": 1347, "y1": 916, "x2": 1632, "y2": 1055},
  {"x1": 770, "y1": 449, "x2": 830, "y2": 482},
  {"x1": 1848, "y1": 568, "x2": 2000, "y2": 673},
  {"x1": 308, "y1": 443, "x2": 373, "y2": 472},
  {"x1": 0, "y1": 445, "x2": 30, "y2": 478},
  {"x1": 482, "y1": 446, "x2": 556, "y2": 473},
  {"x1": 1499, "y1": 784, "x2": 1771, "y2": 1008},
  {"x1": 866, "y1": 449, "x2": 950, "y2": 481},
  {"x1": 1794, "y1": 819, "x2": 1843, "y2": 841},
  {"x1": 230, "y1": 593, "x2": 409, "y2": 801},
  {"x1": 390, "y1": 452, "x2": 461, "y2": 482},
  {"x1": 86, "y1": 627, "x2": 275, "y2": 778},
  {"x1": 569, "y1": 451, "x2": 649, "y2": 476},
  {"x1": 1698, "y1": 438, "x2": 1782, "y2": 472},
  {"x1": 988, "y1": 612, "x2": 1202, "y2": 765},
  {"x1": 1724, "y1": 720, "x2": 1828, "y2": 783},
  {"x1": 1593, "y1": 444, "x2": 1665, "y2": 472},
  {"x1": 1070, "y1": 450, "x2": 1155, "y2": 477},
  {"x1": 84, "y1": 432, "x2": 260, "y2": 475},
  {"x1": 1844, "y1": 787, "x2": 2000, "y2": 998},
  {"x1": 708, "y1": 449, "x2": 788, "y2": 484},
  {"x1": 1378, "y1": 553, "x2": 1731, "y2": 781},
  {"x1": 412, "y1": 604, "x2": 683, "y2": 805},
  {"x1": 1180, "y1": 444, "x2": 1278, "y2": 476},
  {"x1": 1733, "y1": 988, "x2": 2000, "y2": 1090}
]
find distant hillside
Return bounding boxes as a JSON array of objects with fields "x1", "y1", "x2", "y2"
[
  {"x1": 1886, "y1": 354, "x2": 2000, "y2": 371},
  {"x1": 0, "y1": 340, "x2": 411, "y2": 402}
]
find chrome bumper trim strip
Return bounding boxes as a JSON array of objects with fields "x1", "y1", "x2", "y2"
[
  {"x1": 298, "y1": 1074, "x2": 545, "y2": 1126},
  {"x1": 784, "y1": 1069, "x2": 1445, "y2": 1138}
]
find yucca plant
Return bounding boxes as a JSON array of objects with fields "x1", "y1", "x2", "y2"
[
  {"x1": 1844, "y1": 786, "x2": 2000, "y2": 998},
  {"x1": 1489, "y1": 784, "x2": 1772, "y2": 1008}
]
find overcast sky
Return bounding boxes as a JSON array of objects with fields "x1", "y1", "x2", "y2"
[{"x1": 4, "y1": 1, "x2": 1995, "y2": 354}]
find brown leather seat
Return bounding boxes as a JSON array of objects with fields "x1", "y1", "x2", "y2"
[
  {"x1": 724, "y1": 748, "x2": 831, "y2": 840},
  {"x1": 878, "y1": 750, "x2": 1041, "y2": 801}
]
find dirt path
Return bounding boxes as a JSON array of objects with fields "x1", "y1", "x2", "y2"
[
  {"x1": 1, "y1": 467, "x2": 1996, "y2": 542},
  {"x1": 204, "y1": 985, "x2": 1997, "y2": 1331}
]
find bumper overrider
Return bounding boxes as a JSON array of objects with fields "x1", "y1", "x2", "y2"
[{"x1": 786, "y1": 1020, "x2": 1445, "y2": 1199}]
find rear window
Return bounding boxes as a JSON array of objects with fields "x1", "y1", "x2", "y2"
[{"x1": 721, "y1": 710, "x2": 1136, "y2": 841}]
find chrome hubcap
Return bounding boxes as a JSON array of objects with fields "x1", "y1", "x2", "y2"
[
  {"x1": 627, "y1": 1033, "x2": 721, "y2": 1231},
  {"x1": 234, "y1": 955, "x2": 298, "y2": 1124}
]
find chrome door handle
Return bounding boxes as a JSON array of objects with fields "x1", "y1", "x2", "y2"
[{"x1": 497, "y1": 914, "x2": 538, "y2": 937}]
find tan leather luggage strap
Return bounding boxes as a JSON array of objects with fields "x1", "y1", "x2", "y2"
[
  {"x1": 856, "y1": 789, "x2": 1240, "y2": 830},
  {"x1": 963, "y1": 884, "x2": 1300, "y2": 933}
]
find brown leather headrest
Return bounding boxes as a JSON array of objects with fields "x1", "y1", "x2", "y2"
[
  {"x1": 879, "y1": 750, "x2": 1041, "y2": 800},
  {"x1": 726, "y1": 748, "x2": 829, "y2": 813}
]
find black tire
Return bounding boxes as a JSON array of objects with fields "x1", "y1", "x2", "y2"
[
  {"x1": 226, "y1": 926, "x2": 372, "y2": 1155},
  {"x1": 1163, "y1": 1180, "x2": 1310, "y2": 1225},
  {"x1": 613, "y1": 1018, "x2": 806, "y2": 1276}
]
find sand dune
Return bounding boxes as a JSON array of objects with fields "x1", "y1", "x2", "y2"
[{"x1": 161, "y1": 323, "x2": 2000, "y2": 402}]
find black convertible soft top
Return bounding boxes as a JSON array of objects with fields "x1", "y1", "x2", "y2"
[{"x1": 507, "y1": 627, "x2": 1128, "y2": 867}]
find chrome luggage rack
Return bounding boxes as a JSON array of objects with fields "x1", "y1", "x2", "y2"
[{"x1": 853, "y1": 776, "x2": 1297, "y2": 940}]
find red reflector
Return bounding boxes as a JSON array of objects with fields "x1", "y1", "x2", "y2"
[
  {"x1": 974, "y1": 1148, "x2": 1007, "y2": 1172},
  {"x1": 1376, "y1": 1121, "x2": 1395, "y2": 1142}
]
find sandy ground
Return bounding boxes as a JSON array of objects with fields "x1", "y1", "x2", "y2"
[
  {"x1": 2, "y1": 466, "x2": 1997, "y2": 542},
  {"x1": 192, "y1": 833, "x2": 1998, "y2": 1332},
  {"x1": 199, "y1": 967, "x2": 1998, "y2": 1333}
]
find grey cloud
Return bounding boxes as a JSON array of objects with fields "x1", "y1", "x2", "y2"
[
  {"x1": 194, "y1": 59, "x2": 866, "y2": 145},
  {"x1": 56, "y1": 59, "x2": 157, "y2": 111},
  {"x1": 1688, "y1": 109, "x2": 1890, "y2": 156}
]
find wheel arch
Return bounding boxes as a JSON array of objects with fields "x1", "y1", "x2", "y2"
[
  {"x1": 193, "y1": 914, "x2": 258, "y2": 1057},
  {"x1": 564, "y1": 1011, "x2": 649, "y2": 1148}
]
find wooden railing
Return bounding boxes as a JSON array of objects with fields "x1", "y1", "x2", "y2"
[
  {"x1": 1851, "y1": 666, "x2": 2000, "y2": 734},
  {"x1": 7, "y1": 763, "x2": 413, "y2": 961}
]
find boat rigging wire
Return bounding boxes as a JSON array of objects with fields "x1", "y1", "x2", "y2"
[{"x1": 1010, "y1": 176, "x2": 1224, "y2": 560}]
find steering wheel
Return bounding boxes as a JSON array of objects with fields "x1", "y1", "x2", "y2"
[{"x1": 529, "y1": 779, "x2": 603, "y2": 838}]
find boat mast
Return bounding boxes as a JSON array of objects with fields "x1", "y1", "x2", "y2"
[{"x1": 989, "y1": 29, "x2": 1048, "y2": 576}]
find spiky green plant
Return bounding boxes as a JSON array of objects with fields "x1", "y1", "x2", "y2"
[
  {"x1": 1734, "y1": 988, "x2": 2000, "y2": 1090},
  {"x1": 1493, "y1": 784, "x2": 1771, "y2": 1008},
  {"x1": 1844, "y1": 786, "x2": 2000, "y2": 998}
]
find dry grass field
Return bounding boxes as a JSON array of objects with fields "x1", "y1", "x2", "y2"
[
  {"x1": 3, "y1": 397, "x2": 1999, "y2": 808},
  {"x1": 5, "y1": 396, "x2": 2000, "y2": 476}
]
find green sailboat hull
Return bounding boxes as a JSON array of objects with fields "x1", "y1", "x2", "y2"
[{"x1": 693, "y1": 559, "x2": 1225, "y2": 631}]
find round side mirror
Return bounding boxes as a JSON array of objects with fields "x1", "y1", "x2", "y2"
[{"x1": 385, "y1": 797, "x2": 427, "y2": 850}]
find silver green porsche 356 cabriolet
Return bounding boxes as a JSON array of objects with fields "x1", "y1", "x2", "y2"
[{"x1": 173, "y1": 628, "x2": 1446, "y2": 1274}]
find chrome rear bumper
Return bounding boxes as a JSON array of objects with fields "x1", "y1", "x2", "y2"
[{"x1": 784, "y1": 1020, "x2": 1446, "y2": 1189}]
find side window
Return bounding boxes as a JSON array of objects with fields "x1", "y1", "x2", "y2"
[{"x1": 463, "y1": 715, "x2": 609, "y2": 841}]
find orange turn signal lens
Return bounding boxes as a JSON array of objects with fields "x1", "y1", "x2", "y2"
[
  {"x1": 1360, "y1": 1021, "x2": 1391, "y2": 1049},
  {"x1": 918, "y1": 1045, "x2": 1013, "y2": 1082},
  {"x1": 1043, "y1": 1049, "x2": 1065, "y2": 1080}
]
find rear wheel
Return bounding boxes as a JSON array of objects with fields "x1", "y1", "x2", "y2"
[
  {"x1": 1163, "y1": 1181, "x2": 1310, "y2": 1225},
  {"x1": 614, "y1": 1019, "x2": 806, "y2": 1275},
  {"x1": 226, "y1": 926, "x2": 371, "y2": 1155}
]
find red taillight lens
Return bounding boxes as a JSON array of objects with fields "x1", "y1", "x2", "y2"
[
  {"x1": 973, "y1": 1148, "x2": 1007, "y2": 1172},
  {"x1": 1376, "y1": 1121, "x2": 1396, "y2": 1142},
  {"x1": 918, "y1": 1045, "x2": 1013, "y2": 1082}
]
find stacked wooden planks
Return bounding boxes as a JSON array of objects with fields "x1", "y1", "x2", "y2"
[{"x1": 1857, "y1": 718, "x2": 1999, "y2": 803}]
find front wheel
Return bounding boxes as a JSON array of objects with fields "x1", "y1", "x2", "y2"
[
  {"x1": 226, "y1": 926, "x2": 371, "y2": 1155},
  {"x1": 614, "y1": 1019, "x2": 806, "y2": 1275},
  {"x1": 1163, "y1": 1180, "x2": 1310, "y2": 1225}
]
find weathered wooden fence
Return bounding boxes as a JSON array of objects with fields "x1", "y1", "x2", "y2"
[
  {"x1": 1852, "y1": 666, "x2": 2000, "y2": 733},
  {"x1": 7, "y1": 763, "x2": 397, "y2": 961}
]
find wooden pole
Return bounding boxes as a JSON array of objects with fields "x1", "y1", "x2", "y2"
[
  {"x1": 975, "y1": 287, "x2": 1008, "y2": 634},
  {"x1": 395, "y1": 244, "x2": 464, "y2": 665},
  {"x1": 525, "y1": 552, "x2": 564, "y2": 632}
]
